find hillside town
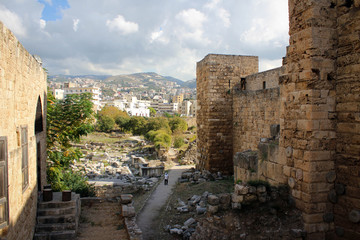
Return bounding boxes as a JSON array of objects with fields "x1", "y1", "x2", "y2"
[{"x1": 48, "y1": 73, "x2": 197, "y2": 117}]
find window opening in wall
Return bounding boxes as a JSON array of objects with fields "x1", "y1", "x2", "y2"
[
  {"x1": 241, "y1": 78, "x2": 246, "y2": 90},
  {"x1": 0, "y1": 137, "x2": 9, "y2": 229},
  {"x1": 21, "y1": 126, "x2": 29, "y2": 190},
  {"x1": 35, "y1": 96, "x2": 43, "y2": 134},
  {"x1": 263, "y1": 81, "x2": 266, "y2": 89}
]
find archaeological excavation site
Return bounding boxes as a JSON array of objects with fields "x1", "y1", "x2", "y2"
[{"x1": 0, "y1": 0, "x2": 359, "y2": 240}]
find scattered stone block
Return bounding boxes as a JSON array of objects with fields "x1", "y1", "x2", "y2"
[
  {"x1": 196, "y1": 206, "x2": 207, "y2": 215},
  {"x1": 207, "y1": 204, "x2": 219, "y2": 214},
  {"x1": 184, "y1": 218, "x2": 196, "y2": 227},
  {"x1": 120, "y1": 194, "x2": 133, "y2": 204},
  {"x1": 207, "y1": 195, "x2": 220, "y2": 205}
]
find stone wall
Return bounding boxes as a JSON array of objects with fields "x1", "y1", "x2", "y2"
[
  {"x1": 233, "y1": 88, "x2": 280, "y2": 152},
  {"x1": 333, "y1": 1, "x2": 360, "y2": 238},
  {"x1": 197, "y1": 54, "x2": 258, "y2": 174},
  {"x1": 245, "y1": 67, "x2": 282, "y2": 91},
  {"x1": 197, "y1": 1, "x2": 360, "y2": 238},
  {"x1": 0, "y1": 21, "x2": 47, "y2": 240}
]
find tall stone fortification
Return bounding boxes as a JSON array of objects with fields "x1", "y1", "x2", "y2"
[
  {"x1": 197, "y1": 0, "x2": 360, "y2": 239},
  {"x1": 197, "y1": 54, "x2": 258, "y2": 174}
]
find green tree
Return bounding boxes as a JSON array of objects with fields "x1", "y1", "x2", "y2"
[
  {"x1": 98, "y1": 105, "x2": 128, "y2": 120},
  {"x1": 47, "y1": 92, "x2": 94, "y2": 150},
  {"x1": 149, "y1": 107, "x2": 157, "y2": 117},
  {"x1": 115, "y1": 115, "x2": 130, "y2": 132},
  {"x1": 145, "y1": 117, "x2": 170, "y2": 133},
  {"x1": 97, "y1": 115, "x2": 115, "y2": 132},
  {"x1": 47, "y1": 91, "x2": 95, "y2": 196},
  {"x1": 125, "y1": 116, "x2": 148, "y2": 135},
  {"x1": 169, "y1": 117, "x2": 188, "y2": 134},
  {"x1": 146, "y1": 129, "x2": 172, "y2": 149}
]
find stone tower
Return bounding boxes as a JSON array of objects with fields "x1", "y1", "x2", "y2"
[{"x1": 196, "y1": 54, "x2": 258, "y2": 174}]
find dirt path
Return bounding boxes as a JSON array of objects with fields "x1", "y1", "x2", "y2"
[
  {"x1": 136, "y1": 164, "x2": 194, "y2": 240},
  {"x1": 76, "y1": 200, "x2": 129, "y2": 240}
]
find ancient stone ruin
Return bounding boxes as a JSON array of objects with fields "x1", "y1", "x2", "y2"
[{"x1": 197, "y1": 1, "x2": 360, "y2": 239}]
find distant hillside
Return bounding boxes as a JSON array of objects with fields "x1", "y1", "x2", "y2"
[
  {"x1": 49, "y1": 74, "x2": 111, "y2": 82},
  {"x1": 104, "y1": 72, "x2": 194, "y2": 89},
  {"x1": 49, "y1": 72, "x2": 196, "y2": 89}
]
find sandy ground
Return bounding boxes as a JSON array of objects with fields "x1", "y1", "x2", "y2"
[
  {"x1": 136, "y1": 164, "x2": 194, "y2": 240},
  {"x1": 76, "y1": 200, "x2": 129, "y2": 240}
]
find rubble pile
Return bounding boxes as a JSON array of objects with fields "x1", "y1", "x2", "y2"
[
  {"x1": 178, "y1": 168, "x2": 226, "y2": 184},
  {"x1": 178, "y1": 140, "x2": 197, "y2": 165}
]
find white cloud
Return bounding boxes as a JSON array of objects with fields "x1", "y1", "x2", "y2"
[
  {"x1": 259, "y1": 58, "x2": 283, "y2": 72},
  {"x1": 176, "y1": 9, "x2": 206, "y2": 30},
  {"x1": 73, "y1": 18, "x2": 79, "y2": 32},
  {"x1": 0, "y1": 5, "x2": 27, "y2": 37},
  {"x1": 0, "y1": 0, "x2": 289, "y2": 80},
  {"x1": 217, "y1": 8, "x2": 230, "y2": 28},
  {"x1": 39, "y1": 19, "x2": 46, "y2": 29},
  {"x1": 150, "y1": 28, "x2": 169, "y2": 44},
  {"x1": 106, "y1": 15, "x2": 139, "y2": 35}
]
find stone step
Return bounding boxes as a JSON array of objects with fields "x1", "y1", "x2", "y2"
[
  {"x1": 38, "y1": 200, "x2": 77, "y2": 209},
  {"x1": 37, "y1": 206, "x2": 77, "y2": 216},
  {"x1": 35, "y1": 222, "x2": 76, "y2": 233},
  {"x1": 37, "y1": 214, "x2": 76, "y2": 224},
  {"x1": 33, "y1": 230, "x2": 76, "y2": 240}
]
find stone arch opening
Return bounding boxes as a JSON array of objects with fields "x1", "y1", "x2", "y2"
[{"x1": 34, "y1": 96, "x2": 43, "y2": 134}]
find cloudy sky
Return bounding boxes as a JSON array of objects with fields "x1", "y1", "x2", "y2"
[{"x1": 0, "y1": 0, "x2": 289, "y2": 81}]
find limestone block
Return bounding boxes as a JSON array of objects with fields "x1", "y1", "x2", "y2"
[
  {"x1": 207, "y1": 195, "x2": 220, "y2": 205},
  {"x1": 244, "y1": 194, "x2": 257, "y2": 203},
  {"x1": 323, "y1": 212, "x2": 334, "y2": 223},
  {"x1": 207, "y1": 204, "x2": 219, "y2": 214},
  {"x1": 122, "y1": 205, "x2": 135, "y2": 217},
  {"x1": 120, "y1": 194, "x2": 133, "y2": 204},
  {"x1": 235, "y1": 184, "x2": 249, "y2": 195},
  {"x1": 231, "y1": 193, "x2": 244, "y2": 203}
]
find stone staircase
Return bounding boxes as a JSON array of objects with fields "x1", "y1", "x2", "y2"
[{"x1": 33, "y1": 192, "x2": 81, "y2": 240}]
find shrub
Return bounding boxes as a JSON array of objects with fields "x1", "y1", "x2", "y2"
[
  {"x1": 169, "y1": 117, "x2": 188, "y2": 134},
  {"x1": 96, "y1": 115, "x2": 115, "y2": 132},
  {"x1": 173, "y1": 136, "x2": 185, "y2": 148}
]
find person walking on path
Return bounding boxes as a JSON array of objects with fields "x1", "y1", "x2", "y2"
[
  {"x1": 164, "y1": 172, "x2": 169, "y2": 185},
  {"x1": 136, "y1": 164, "x2": 194, "y2": 239}
]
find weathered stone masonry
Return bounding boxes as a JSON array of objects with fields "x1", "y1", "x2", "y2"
[
  {"x1": 0, "y1": 21, "x2": 47, "y2": 240},
  {"x1": 197, "y1": 1, "x2": 360, "y2": 239},
  {"x1": 196, "y1": 54, "x2": 258, "y2": 174}
]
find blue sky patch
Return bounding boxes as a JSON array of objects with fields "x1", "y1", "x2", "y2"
[{"x1": 38, "y1": 0, "x2": 70, "y2": 21}]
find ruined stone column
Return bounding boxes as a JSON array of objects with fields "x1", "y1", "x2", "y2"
[
  {"x1": 196, "y1": 54, "x2": 258, "y2": 174},
  {"x1": 280, "y1": 0, "x2": 337, "y2": 238}
]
